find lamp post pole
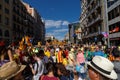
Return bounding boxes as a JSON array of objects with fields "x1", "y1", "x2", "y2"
[{"x1": 105, "y1": 0, "x2": 110, "y2": 48}]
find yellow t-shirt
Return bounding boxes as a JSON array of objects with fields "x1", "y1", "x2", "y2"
[
  {"x1": 91, "y1": 46, "x2": 95, "y2": 52},
  {"x1": 45, "y1": 51, "x2": 50, "y2": 58},
  {"x1": 63, "y1": 58, "x2": 68, "y2": 66}
]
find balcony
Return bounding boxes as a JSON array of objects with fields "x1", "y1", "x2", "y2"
[
  {"x1": 87, "y1": 1, "x2": 101, "y2": 18},
  {"x1": 84, "y1": 32, "x2": 99, "y2": 38},
  {"x1": 87, "y1": 15, "x2": 102, "y2": 27},
  {"x1": 87, "y1": 0, "x2": 94, "y2": 9}
]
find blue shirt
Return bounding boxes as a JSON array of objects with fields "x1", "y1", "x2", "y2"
[{"x1": 93, "y1": 50, "x2": 105, "y2": 57}]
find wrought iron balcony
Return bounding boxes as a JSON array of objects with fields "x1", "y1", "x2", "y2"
[
  {"x1": 87, "y1": 1, "x2": 101, "y2": 18},
  {"x1": 87, "y1": 15, "x2": 102, "y2": 27}
]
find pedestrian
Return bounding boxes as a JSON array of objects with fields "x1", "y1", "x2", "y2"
[
  {"x1": 92, "y1": 45, "x2": 105, "y2": 57},
  {"x1": 0, "y1": 47, "x2": 13, "y2": 66},
  {"x1": 112, "y1": 47, "x2": 120, "y2": 79},
  {"x1": 57, "y1": 47, "x2": 63, "y2": 63},
  {"x1": 87, "y1": 56, "x2": 118, "y2": 80},
  {"x1": 62, "y1": 52, "x2": 68, "y2": 67},
  {"x1": 76, "y1": 48, "x2": 86, "y2": 80},
  {"x1": 56, "y1": 63, "x2": 70, "y2": 80},
  {"x1": 67, "y1": 48, "x2": 75, "y2": 69},
  {"x1": 44, "y1": 47, "x2": 50, "y2": 59},
  {"x1": 76, "y1": 48, "x2": 85, "y2": 64},
  {"x1": 73, "y1": 72, "x2": 82, "y2": 80},
  {"x1": 40, "y1": 62, "x2": 59, "y2": 80},
  {"x1": 84, "y1": 47, "x2": 92, "y2": 61},
  {"x1": 29, "y1": 49, "x2": 44, "y2": 80}
]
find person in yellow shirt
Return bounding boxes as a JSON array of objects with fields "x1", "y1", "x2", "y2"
[
  {"x1": 44, "y1": 47, "x2": 50, "y2": 58},
  {"x1": 91, "y1": 44, "x2": 96, "y2": 52},
  {"x1": 62, "y1": 52, "x2": 68, "y2": 66}
]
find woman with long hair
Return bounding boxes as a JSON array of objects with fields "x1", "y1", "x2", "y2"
[
  {"x1": 40, "y1": 62, "x2": 59, "y2": 80},
  {"x1": 56, "y1": 63, "x2": 70, "y2": 80}
]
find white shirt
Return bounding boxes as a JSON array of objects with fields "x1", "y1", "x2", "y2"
[{"x1": 33, "y1": 60, "x2": 44, "y2": 80}]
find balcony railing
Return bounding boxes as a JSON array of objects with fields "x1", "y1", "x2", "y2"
[
  {"x1": 87, "y1": 15, "x2": 102, "y2": 27},
  {"x1": 87, "y1": 0, "x2": 94, "y2": 9},
  {"x1": 83, "y1": 32, "x2": 99, "y2": 38},
  {"x1": 87, "y1": 1, "x2": 101, "y2": 18}
]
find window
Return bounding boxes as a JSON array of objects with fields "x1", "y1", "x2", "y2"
[
  {"x1": 13, "y1": 23, "x2": 16, "y2": 31},
  {"x1": 5, "y1": 0, "x2": 9, "y2": 4},
  {"x1": 108, "y1": 6, "x2": 120, "y2": 21},
  {"x1": 0, "y1": 15, "x2": 1, "y2": 23},
  {"x1": 108, "y1": 12, "x2": 111, "y2": 20},
  {"x1": 108, "y1": 0, "x2": 118, "y2": 8},
  {"x1": 111, "y1": 10, "x2": 115, "y2": 19},
  {"x1": 109, "y1": 22, "x2": 120, "y2": 34},
  {"x1": 0, "y1": 4, "x2": 2, "y2": 9},
  {"x1": 5, "y1": 8, "x2": 9, "y2": 14},
  {"x1": 13, "y1": 15, "x2": 16, "y2": 21},
  {"x1": 5, "y1": 17, "x2": 9, "y2": 25},
  {"x1": 4, "y1": 30, "x2": 9, "y2": 37},
  {"x1": 115, "y1": 7, "x2": 119, "y2": 17},
  {"x1": 0, "y1": 29, "x2": 2, "y2": 36},
  {"x1": 119, "y1": 5, "x2": 120, "y2": 16}
]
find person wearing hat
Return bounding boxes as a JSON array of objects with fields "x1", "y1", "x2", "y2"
[
  {"x1": 0, "y1": 61, "x2": 26, "y2": 80},
  {"x1": 87, "y1": 56, "x2": 118, "y2": 80}
]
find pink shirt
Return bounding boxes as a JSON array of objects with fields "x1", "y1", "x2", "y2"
[{"x1": 76, "y1": 52, "x2": 85, "y2": 64}]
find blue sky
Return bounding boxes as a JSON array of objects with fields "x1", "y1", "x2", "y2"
[{"x1": 23, "y1": 0, "x2": 81, "y2": 40}]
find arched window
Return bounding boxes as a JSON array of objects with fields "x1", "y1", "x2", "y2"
[
  {"x1": 4, "y1": 30, "x2": 9, "y2": 37},
  {"x1": 0, "y1": 29, "x2": 2, "y2": 36}
]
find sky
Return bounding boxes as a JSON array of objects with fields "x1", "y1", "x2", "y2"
[{"x1": 23, "y1": 0, "x2": 81, "y2": 40}]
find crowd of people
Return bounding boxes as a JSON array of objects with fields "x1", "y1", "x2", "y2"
[{"x1": 0, "y1": 42, "x2": 120, "y2": 80}]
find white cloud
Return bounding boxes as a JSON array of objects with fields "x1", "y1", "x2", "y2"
[
  {"x1": 46, "y1": 33, "x2": 54, "y2": 36},
  {"x1": 62, "y1": 21, "x2": 69, "y2": 25},
  {"x1": 45, "y1": 20, "x2": 70, "y2": 28},
  {"x1": 55, "y1": 36, "x2": 64, "y2": 40},
  {"x1": 46, "y1": 29, "x2": 68, "y2": 40},
  {"x1": 54, "y1": 29, "x2": 68, "y2": 33},
  {"x1": 44, "y1": 19, "x2": 69, "y2": 40}
]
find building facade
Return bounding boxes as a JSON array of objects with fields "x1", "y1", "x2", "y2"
[
  {"x1": 12, "y1": 0, "x2": 34, "y2": 43},
  {"x1": 0, "y1": 0, "x2": 12, "y2": 45},
  {"x1": 80, "y1": 0, "x2": 88, "y2": 44},
  {"x1": 0, "y1": 0, "x2": 45, "y2": 46},
  {"x1": 80, "y1": 0, "x2": 108, "y2": 45},
  {"x1": 107, "y1": 0, "x2": 120, "y2": 46},
  {"x1": 23, "y1": 2, "x2": 45, "y2": 45},
  {"x1": 68, "y1": 22, "x2": 79, "y2": 44}
]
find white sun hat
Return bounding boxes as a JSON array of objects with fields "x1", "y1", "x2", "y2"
[
  {"x1": 87, "y1": 56, "x2": 117, "y2": 79},
  {"x1": 0, "y1": 61, "x2": 26, "y2": 80}
]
